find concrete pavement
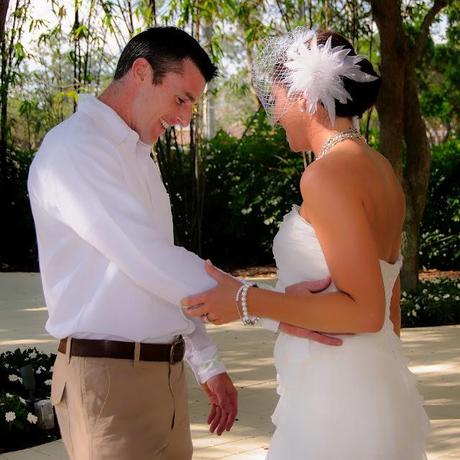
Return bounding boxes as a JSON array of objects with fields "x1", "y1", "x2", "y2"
[{"x1": 0, "y1": 273, "x2": 459, "y2": 459}]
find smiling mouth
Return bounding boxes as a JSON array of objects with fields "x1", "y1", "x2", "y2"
[{"x1": 160, "y1": 118, "x2": 171, "y2": 130}]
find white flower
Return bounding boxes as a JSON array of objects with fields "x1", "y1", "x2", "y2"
[
  {"x1": 422, "y1": 289, "x2": 428, "y2": 294},
  {"x1": 415, "y1": 304, "x2": 421, "y2": 310},
  {"x1": 29, "y1": 352, "x2": 37, "y2": 359},
  {"x1": 4, "y1": 363, "x2": 9, "y2": 369},
  {"x1": 411, "y1": 310, "x2": 417, "y2": 317},
  {"x1": 44, "y1": 379, "x2": 52, "y2": 386},
  {"x1": 5, "y1": 411, "x2": 16, "y2": 422},
  {"x1": 50, "y1": 366, "x2": 54, "y2": 372},
  {"x1": 434, "y1": 296, "x2": 440, "y2": 301},
  {"x1": 457, "y1": 283, "x2": 460, "y2": 290},
  {"x1": 284, "y1": 32, "x2": 377, "y2": 125},
  {"x1": 5, "y1": 393, "x2": 13, "y2": 398},
  {"x1": 27, "y1": 413, "x2": 38, "y2": 424},
  {"x1": 19, "y1": 397, "x2": 26, "y2": 405},
  {"x1": 443, "y1": 294, "x2": 450, "y2": 299},
  {"x1": 8, "y1": 374, "x2": 23, "y2": 384},
  {"x1": 455, "y1": 296, "x2": 460, "y2": 301},
  {"x1": 402, "y1": 291, "x2": 407, "y2": 297}
]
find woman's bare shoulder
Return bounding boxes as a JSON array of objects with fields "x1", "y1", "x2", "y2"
[{"x1": 300, "y1": 151, "x2": 359, "y2": 198}]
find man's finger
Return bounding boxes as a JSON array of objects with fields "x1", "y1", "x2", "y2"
[
  {"x1": 308, "y1": 331, "x2": 343, "y2": 346},
  {"x1": 215, "y1": 410, "x2": 229, "y2": 436},
  {"x1": 286, "y1": 277, "x2": 332, "y2": 295},
  {"x1": 280, "y1": 323, "x2": 343, "y2": 346},
  {"x1": 307, "y1": 277, "x2": 332, "y2": 293},
  {"x1": 225, "y1": 401, "x2": 237, "y2": 431},
  {"x1": 208, "y1": 404, "x2": 217, "y2": 425},
  {"x1": 209, "y1": 405, "x2": 222, "y2": 433}
]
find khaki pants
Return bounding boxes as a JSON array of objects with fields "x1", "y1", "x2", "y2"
[{"x1": 51, "y1": 346, "x2": 193, "y2": 460}]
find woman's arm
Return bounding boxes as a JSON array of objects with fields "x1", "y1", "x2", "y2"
[{"x1": 183, "y1": 161, "x2": 387, "y2": 334}]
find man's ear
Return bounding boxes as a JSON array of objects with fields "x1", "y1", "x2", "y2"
[{"x1": 131, "y1": 57, "x2": 152, "y2": 84}]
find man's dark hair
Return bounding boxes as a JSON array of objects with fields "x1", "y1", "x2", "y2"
[{"x1": 114, "y1": 26, "x2": 218, "y2": 84}]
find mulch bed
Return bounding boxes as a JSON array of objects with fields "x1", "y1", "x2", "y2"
[
  {"x1": 232, "y1": 266, "x2": 460, "y2": 280},
  {"x1": 419, "y1": 270, "x2": 460, "y2": 281}
]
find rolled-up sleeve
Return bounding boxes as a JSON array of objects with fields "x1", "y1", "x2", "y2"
[{"x1": 184, "y1": 318, "x2": 226, "y2": 383}]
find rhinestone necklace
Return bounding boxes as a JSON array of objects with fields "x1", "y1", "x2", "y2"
[{"x1": 316, "y1": 127, "x2": 364, "y2": 161}]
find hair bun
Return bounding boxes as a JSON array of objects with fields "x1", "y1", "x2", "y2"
[{"x1": 316, "y1": 30, "x2": 381, "y2": 118}]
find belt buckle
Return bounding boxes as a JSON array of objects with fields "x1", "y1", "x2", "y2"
[{"x1": 169, "y1": 335, "x2": 185, "y2": 364}]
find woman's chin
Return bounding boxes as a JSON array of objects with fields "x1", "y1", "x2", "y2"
[{"x1": 288, "y1": 141, "x2": 302, "y2": 153}]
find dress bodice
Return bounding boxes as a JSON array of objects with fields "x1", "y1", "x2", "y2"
[{"x1": 272, "y1": 205, "x2": 402, "y2": 325}]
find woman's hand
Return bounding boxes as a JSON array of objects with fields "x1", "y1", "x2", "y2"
[
  {"x1": 282, "y1": 277, "x2": 343, "y2": 345},
  {"x1": 181, "y1": 260, "x2": 242, "y2": 325}
]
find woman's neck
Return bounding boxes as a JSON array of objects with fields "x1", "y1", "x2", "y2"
[{"x1": 308, "y1": 117, "x2": 355, "y2": 156}]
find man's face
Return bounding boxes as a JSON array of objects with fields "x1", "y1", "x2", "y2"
[{"x1": 131, "y1": 58, "x2": 206, "y2": 144}]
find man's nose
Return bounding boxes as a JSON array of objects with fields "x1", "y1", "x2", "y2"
[{"x1": 177, "y1": 107, "x2": 193, "y2": 127}]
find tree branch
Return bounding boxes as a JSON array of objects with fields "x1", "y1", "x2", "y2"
[
  {"x1": 414, "y1": 0, "x2": 449, "y2": 62},
  {"x1": 275, "y1": 0, "x2": 291, "y2": 31},
  {"x1": 0, "y1": 0, "x2": 9, "y2": 45}
]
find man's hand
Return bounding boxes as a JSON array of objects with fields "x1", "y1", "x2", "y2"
[
  {"x1": 201, "y1": 372, "x2": 238, "y2": 436},
  {"x1": 282, "y1": 277, "x2": 343, "y2": 346}
]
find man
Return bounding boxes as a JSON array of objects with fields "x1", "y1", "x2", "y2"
[{"x1": 28, "y1": 27, "x2": 237, "y2": 460}]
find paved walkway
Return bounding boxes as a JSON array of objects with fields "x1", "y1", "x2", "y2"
[{"x1": 0, "y1": 273, "x2": 459, "y2": 459}]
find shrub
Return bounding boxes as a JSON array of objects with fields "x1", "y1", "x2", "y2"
[
  {"x1": 0, "y1": 348, "x2": 59, "y2": 453},
  {"x1": 419, "y1": 140, "x2": 460, "y2": 270},
  {"x1": 401, "y1": 278, "x2": 460, "y2": 327}
]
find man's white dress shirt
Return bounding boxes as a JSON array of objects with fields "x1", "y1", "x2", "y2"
[{"x1": 28, "y1": 94, "x2": 226, "y2": 383}]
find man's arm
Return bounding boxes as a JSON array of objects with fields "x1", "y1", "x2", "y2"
[{"x1": 30, "y1": 139, "x2": 216, "y2": 306}]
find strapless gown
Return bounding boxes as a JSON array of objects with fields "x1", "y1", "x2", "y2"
[{"x1": 267, "y1": 205, "x2": 430, "y2": 459}]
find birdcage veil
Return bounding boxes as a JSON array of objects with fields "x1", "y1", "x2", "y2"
[{"x1": 251, "y1": 27, "x2": 378, "y2": 126}]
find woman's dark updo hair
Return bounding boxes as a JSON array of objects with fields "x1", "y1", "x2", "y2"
[{"x1": 315, "y1": 30, "x2": 381, "y2": 118}]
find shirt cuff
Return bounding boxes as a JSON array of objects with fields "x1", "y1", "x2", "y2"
[
  {"x1": 185, "y1": 344, "x2": 226, "y2": 384},
  {"x1": 259, "y1": 317, "x2": 280, "y2": 332}
]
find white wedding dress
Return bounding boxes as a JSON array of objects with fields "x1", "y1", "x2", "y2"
[{"x1": 267, "y1": 205, "x2": 430, "y2": 459}]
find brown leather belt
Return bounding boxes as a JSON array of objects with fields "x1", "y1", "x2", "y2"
[{"x1": 58, "y1": 336, "x2": 185, "y2": 364}]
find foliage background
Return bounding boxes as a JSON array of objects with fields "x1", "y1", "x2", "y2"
[{"x1": 0, "y1": 0, "x2": 459, "y2": 282}]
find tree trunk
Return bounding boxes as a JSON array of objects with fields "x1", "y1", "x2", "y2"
[
  {"x1": 370, "y1": 0, "x2": 405, "y2": 177},
  {"x1": 0, "y1": 0, "x2": 10, "y2": 193},
  {"x1": 371, "y1": 0, "x2": 448, "y2": 292},
  {"x1": 401, "y1": 61, "x2": 432, "y2": 289}
]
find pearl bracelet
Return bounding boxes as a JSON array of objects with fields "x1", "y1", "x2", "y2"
[
  {"x1": 240, "y1": 282, "x2": 260, "y2": 326},
  {"x1": 235, "y1": 284, "x2": 245, "y2": 320}
]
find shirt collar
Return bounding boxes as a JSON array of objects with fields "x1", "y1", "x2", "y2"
[{"x1": 77, "y1": 94, "x2": 152, "y2": 154}]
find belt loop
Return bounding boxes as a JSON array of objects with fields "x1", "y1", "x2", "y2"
[
  {"x1": 133, "y1": 342, "x2": 141, "y2": 368},
  {"x1": 66, "y1": 337, "x2": 72, "y2": 364}
]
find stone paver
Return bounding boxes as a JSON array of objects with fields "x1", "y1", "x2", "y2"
[{"x1": 1, "y1": 273, "x2": 459, "y2": 459}]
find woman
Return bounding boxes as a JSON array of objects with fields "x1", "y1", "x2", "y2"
[{"x1": 182, "y1": 28, "x2": 430, "y2": 459}]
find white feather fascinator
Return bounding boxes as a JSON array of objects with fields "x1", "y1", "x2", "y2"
[{"x1": 252, "y1": 28, "x2": 378, "y2": 126}]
